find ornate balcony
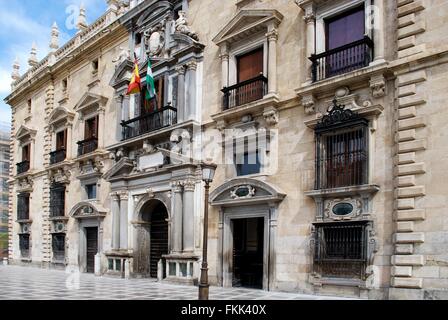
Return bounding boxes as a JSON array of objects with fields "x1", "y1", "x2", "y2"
[
  {"x1": 310, "y1": 36, "x2": 374, "y2": 82},
  {"x1": 222, "y1": 75, "x2": 268, "y2": 110},
  {"x1": 49, "y1": 148, "x2": 66, "y2": 165},
  {"x1": 16, "y1": 160, "x2": 30, "y2": 175},
  {"x1": 77, "y1": 137, "x2": 98, "y2": 156},
  {"x1": 121, "y1": 105, "x2": 177, "y2": 141}
]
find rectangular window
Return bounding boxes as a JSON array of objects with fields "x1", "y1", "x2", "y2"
[
  {"x1": 62, "y1": 78, "x2": 68, "y2": 92},
  {"x1": 326, "y1": 6, "x2": 365, "y2": 50},
  {"x1": 22, "y1": 144, "x2": 30, "y2": 162},
  {"x1": 17, "y1": 193, "x2": 30, "y2": 220},
  {"x1": 86, "y1": 184, "x2": 97, "y2": 200},
  {"x1": 85, "y1": 116, "x2": 99, "y2": 140},
  {"x1": 92, "y1": 59, "x2": 99, "y2": 74},
  {"x1": 27, "y1": 99, "x2": 32, "y2": 113},
  {"x1": 52, "y1": 233, "x2": 65, "y2": 261},
  {"x1": 50, "y1": 184, "x2": 65, "y2": 217},
  {"x1": 56, "y1": 130, "x2": 67, "y2": 151},
  {"x1": 235, "y1": 151, "x2": 261, "y2": 177},
  {"x1": 19, "y1": 234, "x2": 30, "y2": 257},
  {"x1": 237, "y1": 48, "x2": 264, "y2": 83},
  {"x1": 313, "y1": 221, "x2": 368, "y2": 279},
  {"x1": 316, "y1": 126, "x2": 368, "y2": 189}
]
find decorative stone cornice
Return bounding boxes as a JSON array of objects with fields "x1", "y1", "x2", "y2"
[{"x1": 370, "y1": 74, "x2": 387, "y2": 98}]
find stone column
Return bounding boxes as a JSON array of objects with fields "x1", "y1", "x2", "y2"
[
  {"x1": 175, "y1": 66, "x2": 186, "y2": 122},
  {"x1": 266, "y1": 23, "x2": 279, "y2": 96},
  {"x1": 219, "y1": 43, "x2": 229, "y2": 89},
  {"x1": 182, "y1": 180, "x2": 195, "y2": 252},
  {"x1": 119, "y1": 191, "x2": 129, "y2": 250},
  {"x1": 110, "y1": 192, "x2": 120, "y2": 250},
  {"x1": 186, "y1": 61, "x2": 197, "y2": 121},
  {"x1": 171, "y1": 181, "x2": 183, "y2": 253},
  {"x1": 303, "y1": 6, "x2": 316, "y2": 83},
  {"x1": 372, "y1": 0, "x2": 385, "y2": 63},
  {"x1": 98, "y1": 107, "x2": 105, "y2": 149}
]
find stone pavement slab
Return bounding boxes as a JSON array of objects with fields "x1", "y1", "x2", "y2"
[{"x1": 0, "y1": 265, "x2": 353, "y2": 300}]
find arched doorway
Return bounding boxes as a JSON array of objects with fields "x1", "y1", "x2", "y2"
[{"x1": 137, "y1": 200, "x2": 169, "y2": 278}]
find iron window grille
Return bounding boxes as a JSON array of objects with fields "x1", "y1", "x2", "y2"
[
  {"x1": 50, "y1": 184, "x2": 65, "y2": 217},
  {"x1": 313, "y1": 221, "x2": 368, "y2": 280},
  {"x1": 52, "y1": 233, "x2": 65, "y2": 261},
  {"x1": 315, "y1": 100, "x2": 369, "y2": 190},
  {"x1": 17, "y1": 193, "x2": 30, "y2": 220},
  {"x1": 19, "y1": 234, "x2": 30, "y2": 257}
]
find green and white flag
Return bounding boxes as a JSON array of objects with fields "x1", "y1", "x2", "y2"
[{"x1": 145, "y1": 59, "x2": 156, "y2": 100}]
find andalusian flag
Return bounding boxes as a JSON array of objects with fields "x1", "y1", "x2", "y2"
[
  {"x1": 145, "y1": 59, "x2": 156, "y2": 100},
  {"x1": 126, "y1": 60, "x2": 141, "y2": 95}
]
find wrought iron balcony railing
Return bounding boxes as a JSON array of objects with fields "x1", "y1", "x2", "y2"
[
  {"x1": 16, "y1": 160, "x2": 30, "y2": 175},
  {"x1": 310, "y1": 36, "x2": 374, "y2": 82},
  {"x1": 49, "y1": 148, "x2": 66, "y2": 165},
  {"x1": 77, "y1": 137, "x2": 98, "y2": 156},
  {"x1": 121, "y1": 105, "x2": 177, "y2": 140},
  {"x1": 222, "y1": 75, "x2": 268, "y2": 110}
]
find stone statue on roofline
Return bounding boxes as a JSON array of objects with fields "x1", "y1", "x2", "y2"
[{"x1": 175, "y1": 11, "x2": 198, "y2": 41}]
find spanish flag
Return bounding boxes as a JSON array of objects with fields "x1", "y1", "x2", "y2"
[{"x1": 126, "y1": 61, "x2": 141, "y2": 95}]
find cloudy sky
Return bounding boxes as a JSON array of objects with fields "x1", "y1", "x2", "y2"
[{"x1": 0, "y1": 0, "x2": 107, "y2": 125}]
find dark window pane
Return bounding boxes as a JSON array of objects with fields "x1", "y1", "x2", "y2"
[
  {"x1": 327, "y1": 7, "x2": 365, "y2": 50},
  {"x1": 236, "y1": 151, "x2": 261, "y2": 176},
  {"x1": 52, "y1": 234, "x2": 65, "y2": 261},
  {"x1": 86, "y1": 184, "x2": 97, "y2": 200}
]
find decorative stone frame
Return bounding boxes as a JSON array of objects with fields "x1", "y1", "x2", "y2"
[
  {"x1": 213, "y1": 9, "x2": 283, "y2": 97},
  {"x1": 15, "y1": 125, "x2": 36, "y2": 175},
  {"x1": 48, "y1": 106, "x2": 75, "y2": 162},
  {"x1": 210, "y1": 178, "x2": 286, "y2": 290}
]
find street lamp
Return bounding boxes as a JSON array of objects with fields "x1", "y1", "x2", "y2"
[{"x1": 198, "y1": 161, "x2": 217, "y2": 300}]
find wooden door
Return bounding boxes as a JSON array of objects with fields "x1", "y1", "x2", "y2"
[
  {"x1": 22, "y1": 144, "x2": 30, "y2": 162},
  {"x1": 232, "y1": 217, "x2": 264, "y2": 289},
  {"x1": 86, "y1": 227, "x2": 98, "y2": 273},
  {"x1": 149, "y1": 204, "x2": 168, "y2": 278},
  {"x1": 236, "y1": 48, "x2": 264, "y2": 105}
]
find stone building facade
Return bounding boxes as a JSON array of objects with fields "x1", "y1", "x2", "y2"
[
  {"x1": 0, "y1": 122, "x2": 10, "y2": 259},
  {"x1": 4, "y1": 0, "x2": 448, "y2": 299}
]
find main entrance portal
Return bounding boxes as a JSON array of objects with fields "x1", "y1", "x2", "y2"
[
  {"x1": 232, "y1": 217, "x2": 264, "y2": 289},
  {"x1": 137, "y1": 200, "x2": 169, "y2": 278}
]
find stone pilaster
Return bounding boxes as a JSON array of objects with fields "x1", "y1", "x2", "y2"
[
  {"x1": 175, "y1": 66, "x2": 186, "y2": 122},
  {"x1": 8, "y1": 107, "x2": 16, "y2": 260},
  {"x1": 186, "y1": 61, "x2": 197, "y2": 121},
  {"x1": 266, "y1": 23, "x2": 279, "y2": 96}
]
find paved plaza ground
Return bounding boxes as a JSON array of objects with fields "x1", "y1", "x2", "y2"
[{"x1": 0, "y1": 265, "x2": 352, "y2": 300}]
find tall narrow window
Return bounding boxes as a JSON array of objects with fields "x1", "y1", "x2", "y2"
[
  {"x1": 50, "y1": 184, "x2": 65, "y2": 217},
  {"x1": 85, "y1": 116, "x2": 98, "y2": 140},
  {"x1": 22, "y1": 144, "x2": 30, "y2": 162},
  {"x1": 56, "y1": 130, "x2": 67, "y2": 151},
  {"x1": 86, "y1": 184, "x2": 97, "y2": 200},
  {"x1": 62, "y1": 78, "x2": 68, "y2": 93},
  {"x1": 235, "y1": 48, "x2": 265, "y2": 106},
  {"x1": 325, "y1": 6, "x2": 365, "y2": 51},
  {"x1": 52, "y1": 233, "x2": 65, "y2": 261},
  {"x1": 141, "y1": 77, "x2": 165, "y2": 114},
  {"x1": 315, "y1": 103, "x2": 369, "y2": 189},
  {"x1": 27, "y1": 99, "x2": 32, "y2": 114},
  {"x1": 92, "y1": 59, "x2": 99, "y2": 74},
  {"x1": 17, "y1": 193, "x2": 30, "y2": 220}
]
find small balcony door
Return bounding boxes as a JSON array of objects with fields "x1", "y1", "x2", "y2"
[
  {"x1": 236, "y1": 48, "x2": 264, "y2": 106},
  {"x1": 85, "y1": 116, "x2": 98, "y2": 140},
  {"x1": 325, "y1": 6, "x2": 366, "y2": 77},
  {"x1": 56, "y1": 130, "x2": 67, "y2": 151},
  {"x1": 22, "y1": 144, "x2": 30, "y2": 163}
]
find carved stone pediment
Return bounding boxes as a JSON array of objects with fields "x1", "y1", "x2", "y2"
[
  {"x1": 74, "y1": 92, "x2": 108, "y2": 117},
  {"x1": 15, "y1": 125, "x2": 36, "y2": 141},
  {"x1": 69, "y1": 201, "x2": 108, "y2": 219},
  {"x1": 48, "y1": 106, "x2": 75, "y2": 130},
  {"x1": 210, "y1": 178, "x2": 285, "y2": 207},
  {"x1": 103, "y1": 157, "x2": 134, "y2": 181},
  {"x1": 212, "y1": 9, "x2": 283, "y2": 46},
  {"x1": 109, "y1": 59, "x2": 134, "y2": 89}
]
